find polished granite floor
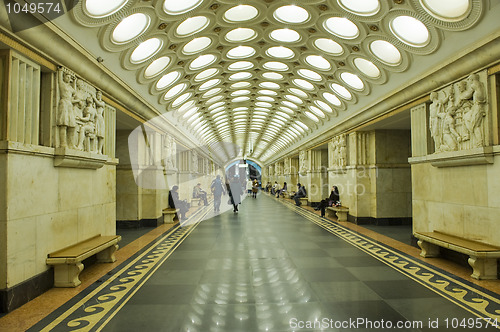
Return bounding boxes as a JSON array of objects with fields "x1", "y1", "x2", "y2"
[{"x1": 11, "y1": 194, "x2": 500, "y2": 331}]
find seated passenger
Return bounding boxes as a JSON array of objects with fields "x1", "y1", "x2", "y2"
[
  {"x1": 168, "y1": 185, "x2": 189, "y2": 220},
  {"x1": 193, "y1": 183, "x2": 208, "y2": 206},
  {"x1": 293, "y1": 183, "x2": 307, "y2": 206}
]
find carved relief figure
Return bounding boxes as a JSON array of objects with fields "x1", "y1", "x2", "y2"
[
  {"x1": 299, "y1": 150, "x2": 308, "y2": 173},
  {"x1": 163, "y1": 135, "x2": 176, "y2": 170},
  {"x1": 93, "y1": 91, "x2": 106, "y2": 154},
  {"x1": 191, "y1": 150, "x2": 198, "y2": 172},
  {"x1": 57, "y1": 68, "x2": 77, "y2": 148},
  {"x1": 76, "y1": 96, "x2": 97, "y2": 152},
  {"x1": 284, "y1": 158, "x2": 290, "y2": 174},
  {"x1": 429, "y1": 72, "x2": 488, "y2": 153},
  {"x1": 461, "y1": 74, "x2": 486, "y2": 147},
  {"x1": 275, "y1": 163, "x2": 280, "y2": 176},
  {"x1": 329, "y1": 135, "x2": 347, "y2": 168}
]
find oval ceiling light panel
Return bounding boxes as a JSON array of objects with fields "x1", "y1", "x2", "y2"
[
  {"x1": 370, "y1": 40, "x2": 401, "y2": 65},
  {"x1": 270, "y1": 29, "x2": 301, "y2": 43},
  {"x1": 202, "y1": 87, "x2": 222, "y2": 98},
  {"x1": 228, "y1": 61, "x2": 254, "y2": 71},
  {"x1": 324, "y1": 17, "x2": 359, "y2": 39},
  {"x1": 315, "y1": 100, "x2": 333, "y2": 113},
  {"x1": 199, "y1": 78, "x2": 221, "y2": 90},
  {"x1": 305, "y1": 55, "x2": 331, "y2": 70},
  {"x1": 156, "y1": 71, "x2": 181, "y2": 90},
  {"x1": 85, "y1": 0, "x2": 127, "y2": 18},
  {"x1": 227, "y1": 46, "x2": 256, "y2": 59},
  {"x1": 262, "y1": 72, "x2": 284, "y2": 80},
  {"x1": 194, "y1": 68, "x2": 218, "y2": 81},
  {"x1": 225, "y1": 28, "x2": 257, "y2": 42},
  {"x1": 224, "y1": 5, "x2": 258, "y2": 22},
  {"x1": 293, "y1": 78, "x2": 315, "y2": 91},
  {"x1": 112, "y1": 13, "x2": 149, "y2": 44},
  {"x1": 144, "y1": 56, "x2": 171, "y2": 78},
  {"x1": 421, "y1": 0, "x2": 470, "y2": 20},
  {"x1": 391, "y1": 16, "x2": 430, "y2": 47},
  {"x1": 230, "y1": 82, "x2": 251, "y2": 89},
  {"x1": 274, "y1": 5, "x2": 310, "y2": 24},
  {"x1": 164, "y1": 82, "x2": 187, "y2": 100},
  {"x1": 353, "y1": 57, "x2": 380, "y2": 78},
  {"x1": 305, "y1": 111, "x2": 319, "y2": 122},
  {"x1": 285, "y1": 94, "x2": 303, "y2": 104},
  {"x1": 331, "y1": 83, "x2": 352, "y2": 99},
  {"x1": 130, "y1": 38, "x2": 162, "y2": 63},
  {"x1": 309, "y1": 106, "x2": 325, "y2": 118},
  {"x1": 173, "y1": 93, "x2": 192, "y2": 108},
  {"x1": 314, "y1": 38, "x2": 343, "y2": 55},
  {"x1": 229, "y1": 72, "x2": 252, "y2": 81},
  {"x1": 176, "y1": 16, "x2": 209, "y2": 36},
  {"x1": 289, "y1": 88, "x2": 308, "y2": 98},
  {"x1": 182, "y1": 37, "x2": 212, "y2": 54},
  {"x1": 297, "y1": 69, "x2": 322, "y2": 81},
  {"x1": 189, "y1": 54, "x2": 217, "y2": 70},
  {"x1": 231, "y1": 90, "x2": 251, "y2": 96},
  {"x1": 163, "y1": 0, "x2": 203, "y2": 15},
  {"x1": 263, "y1": 61, "x2": 288, "y2": 71},
  {"x1": 260, "y1": 82, "x2": 280, "y2": 89},
  {"x1": 339, "y1": 0, "x2": 380, "y2": 16},
  {"x1": 323, "y1": 92, "x2": 342, "y2": 106},
  {"x1": 340, "y1": 72, "x2": 364, "y2": 90},
  {"x1": 266, "y1": 46, "x2": 295, "y2": 59}
]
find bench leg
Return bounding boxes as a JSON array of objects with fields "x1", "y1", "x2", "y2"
[
  {"x1": 417, "y1": 240, "x2": 440, "y2": 258},
  {"x1": 336, "y1": 211, "x2": 348, "y2": 222},
  {"x1": 468, "y1": 256, "x2": 498, "y2": 280},
  {"x1": 163, "y1": 212, "x2": 176, "y2": 224},
  {"x1": 53, "y1": 263, "x2": 84, "y2": 287},
  {"x1": 96, "y1": 244, "x2": 118, "y2": 263}
]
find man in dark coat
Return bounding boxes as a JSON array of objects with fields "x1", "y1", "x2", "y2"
[{"x1": 210, "y1": 175, "x2": 226, "y2": 212}]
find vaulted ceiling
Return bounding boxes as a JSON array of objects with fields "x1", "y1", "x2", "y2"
[{"x1": 38, "y1": 0, "x2": 498, "y2": 165}]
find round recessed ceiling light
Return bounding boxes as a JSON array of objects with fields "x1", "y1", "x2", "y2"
[
  {"x1": 262, "y1": 72, "x2": 284, "y2": 80},
  {"x1": 323, "y1": 92, "x2": 342, "y2": 106},
  {"x1": 163, "y1": 0, "x2": 203, "y2": 15},
  {"x1": 176, "y1": 16, "x2": 209, "y2": 36},
  {"x1": 341, "y1": 72, "x2": 364, "y2": 90},
  {"x1": 421, "y1": 0, "x2": 470, "y2": 20},
  {"x1": 305, "y1": 55, "x2": 331, "y2": 70},
  {"x1": 266, "y1": 46, "x2": 295, "y2": 59},
  {"x1": 370, "y1": 40, "x2": 401, "y2": 65},
  {"x1": 194, "y1": 68, "x2": 219, "y2": 81},
  {"x1": 156, "y1": 70, "x2": 181, "y2": 90},
  {"x1": 391, "y1": 16, "x2": 430, "y2": 47},
  {"x1": 274, "y1": 5, "x2": 310, "y2": 24},
  {"x1": 324, "y1": 17, "x2": 359, "y2": 39},
  {"x1": 144, "y1": 56, "x2": 171, "y2": 78},
  {"x1": 225, "y1": 28, "x2": 257, "y2": 43},
  {"x1": 314, "y1": 38, "x2": 344, "y2": 55},
  {"x1": 331, "y1": 83, "x2": 352, "y2": 99},
  {"x1": 189, "y1": 54, "x2": 217, "y2": 70},
  {"x1": 183, "y1": 37, "x2": 212, "y2": 54},
  {"x1": 164, "y1": 82, "x2": 187, "y2": 100},
  {"x1": 353, "y1": 58, "x2": 380, "y2": 78},
  {"x1": 224, "y1": 5, "x2": 258, "y2": 22},
  {"x1": 270, "y1": 29, "x2": 301, "y2": 43},
  {"x1": 227, "y1": 46, "x2": 256, "y2": 59},
  {"x1": 130, "y1": 38, "x2": 162, "y2": 63},
  {"x1": 338, "y1": 0, "x2": 380, "y2": 16},
  {"x1": 263, "y1": 61, "x2": 289, "y2": 71},
  {"x1": 112, "y1": 13, "x2": 149, "y2": 44},
  {"x1": 297, "y1": 69, "x2": 322, "y2": 81},
  {"x1": 228, "y1": 61, "x2": 254, "y2": 71},
  {"x1": 85, "y1": 0, "x2": 127, "y2": 18}
]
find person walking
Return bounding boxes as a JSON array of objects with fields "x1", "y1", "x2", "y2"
[
  {"x1": 228, "y1": 176, "x2": 243, "y2": 212},
  {"x1": 210, "y1": 175, "x2": 226, "y2": 212},
  {"x1": 252, "y1": 179, "x2": 259, "y2": 198}
]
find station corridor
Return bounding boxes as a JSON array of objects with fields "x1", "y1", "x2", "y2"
[{"x1": 0, "y1": 194, "x2": 497, "y2": 331}]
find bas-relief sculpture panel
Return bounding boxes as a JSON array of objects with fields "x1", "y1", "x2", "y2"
[
  {"x1": 429, "y1": 72, "x2": 488, "y2": 154},
  {"x1": 329, "y1": 134, "x2": 347, "y2": 168},
  {"x1": 299, "y1": 150, "x2": 308, "y2": 173},
  {"x1": 283, "y1": 158, "x2": 290, "y2": 175},
  {"x1": 56, "y1": 67, "x2": 108, "y2": 154},
  {"x1": 162, "y1": 134, "x2": 177, "y2": 171}
]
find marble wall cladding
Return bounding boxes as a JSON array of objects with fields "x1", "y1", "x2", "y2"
[
  {"x1": 1, "y1": 152, "x2": 116, "y2": 288},
  {"x1": 412, "y1": 154, "x2": 500, "y2": 246}
]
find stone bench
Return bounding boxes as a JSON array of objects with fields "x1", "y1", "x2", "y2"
[
  {"x1": 163, "y1": 208, "x2": 179, "y2": 224},
  {"x1": 46, "y1": 235, "x2": 121, "y2": 287},
  {"x1": 327, "y1": 206, "x2": 349, "y2": 221},
  {"x1": 299, "y1": 197, "x2": 308, "y2": 206},
  {"x1": 191, "y1": 197, "x2": 202, "y2": 206},
  {"x1": 415, "y1": 231, "x2": 500, "y2": 280}
]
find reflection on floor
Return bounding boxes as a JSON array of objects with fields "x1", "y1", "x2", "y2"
[{"x1": 2, "y1": 193, "x2": 500, "y2": 332}]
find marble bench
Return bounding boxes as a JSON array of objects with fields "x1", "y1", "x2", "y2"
[
  {"x1": 299, "y1": 197, "x2": 308, "y2": 206},
  {"x1": 191, "y1": 197, "x2": 202, "y2": 206},
  {"x1": 415, "y1": 231, "x2": 500, "y2": 280},
  {"x1": 163, "y1": 208, "x2": 179, "y2": 224},
  {"x1": 326, "y1": 206, "x2": 349, "y2": 221},
  {"x1": 46, "y1": 235, "x2": 121, "y2": 287}
]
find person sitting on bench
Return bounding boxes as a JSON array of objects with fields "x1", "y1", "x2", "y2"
[
  {"x1": 293, "y1": 183, "x2": 307, "y2": 206},
  {"x1": 193, "y1": 183, "x2": 209, "y2": 206}
]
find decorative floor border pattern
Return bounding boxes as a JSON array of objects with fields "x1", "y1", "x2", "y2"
[
  {"x1": 31, "y1": 208, "x2": 211, "y2": 332},
  {"x1": 279, "y1": 198, "x2": 500, "y2": 325}
]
